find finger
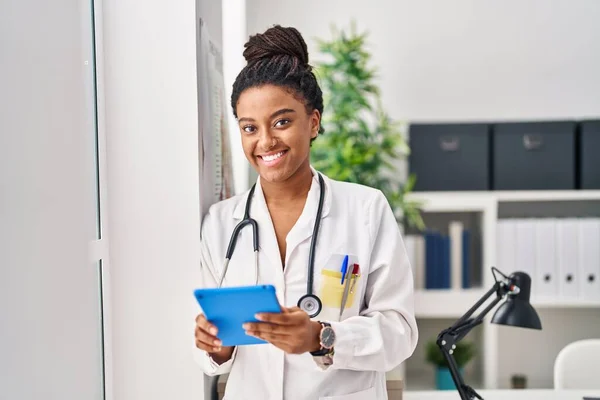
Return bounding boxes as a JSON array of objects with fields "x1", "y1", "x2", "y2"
[
  {"x1": 195, "y1": 337, "x2": 223, "y2": 353},
  {"x1": 246, "y1": 330, "x2": 292, "y2": 344},
  {"x1": 195, "y1": 326, "x2": 222, "y2": 346},
  {"x1": 195, "y1": 314, "x2": 218, "y2": 336},
  {"x1": 243, "y1": 322, "x2": 294, "y2": 336},
  {"x1": 255, "y1": 311, "x2": 298, "y2": 325}
]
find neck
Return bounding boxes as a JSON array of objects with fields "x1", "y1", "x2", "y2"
[{"x1": 261, "y1": 163, "x2": 313, "y2": 205}]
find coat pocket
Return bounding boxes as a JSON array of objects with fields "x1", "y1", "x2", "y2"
[{"x1": 315, "y1": 253, "x2": 362, "y2": 322}]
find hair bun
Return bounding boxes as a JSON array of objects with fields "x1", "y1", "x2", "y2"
[{"x1": 243, "y1": 25, "x2": 309, "y2": 67}]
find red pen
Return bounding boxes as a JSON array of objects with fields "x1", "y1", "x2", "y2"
[{"x1": 350, "y1": 264, "x2": 360, "y2": 293}]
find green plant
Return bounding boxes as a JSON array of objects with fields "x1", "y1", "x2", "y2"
[
  {"x1": 311, "y1": 22, "x2": 424, "y2": 230},
  {"x1": 425, "y1": 340, "x2": 476, "y2": 369}
]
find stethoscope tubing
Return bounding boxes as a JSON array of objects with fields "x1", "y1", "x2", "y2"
[
  {"x1": 306, "y1": 173, "x2": 325, "y2": 296},
  {"x1": 218, "y1": 173, "x2": 325, "y2": 317}
]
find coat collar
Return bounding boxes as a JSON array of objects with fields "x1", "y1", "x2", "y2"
[
  {"x1": 232, "y1": 166, "x2": 332, "y2": 221},
  {"x1": 230, "y1": 166, "x2": 333, "y2": 270}
]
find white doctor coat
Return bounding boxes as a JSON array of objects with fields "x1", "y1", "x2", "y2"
[{"x1": 194, "y1": 168, "x2": 418, "y2": 400}]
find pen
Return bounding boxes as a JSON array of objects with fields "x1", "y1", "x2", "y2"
[
  {"x1": 340, "y1": 255, "x2": 349, "y2": 285},
  {"x1": 349, "y1": 264, "x2": 360, "y2": 294},
  {"x1": 339, "y1": 263, "x2": 354, "y2": 320}
]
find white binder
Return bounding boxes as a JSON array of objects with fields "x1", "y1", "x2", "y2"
[
  {"x1": 404, "y1": 234, "x2": 425, "y2": 290},
  {"x1": 578, "y1": 218, "x2": 600, "y2": 301},
  {"x1": 515, "y1": 219, "x2": 536, "y2": 294},
  {"x1": 414, "y1": 235, "x2": 425, "y2": 290},
  {"x1": 556, "y1": 218, "x2": 580, "y2": 299},
  {"x1": 496, "y1": 219, "x2": 516, "y2": 276},
  {"x1": 534, "y1": 218, "x2": 558, "y2": 299},
  {"x1": 449, "y1": 221, "x2": 464, "y2": 290}
]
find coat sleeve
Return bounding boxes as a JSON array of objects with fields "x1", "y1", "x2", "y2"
[
  {"x1": 319, "y1": 190, "x2": 418, "y2": 372},
  {"x1": 192, "y1": 209, "x2": 238, "y2": 376}
]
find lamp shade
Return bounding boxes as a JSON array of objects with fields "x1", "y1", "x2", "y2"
[{"x1": 491, "y1": 272, "x2": 542, "y2": 330}]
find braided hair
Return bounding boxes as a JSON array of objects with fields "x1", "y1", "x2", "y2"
[{"x1": 231, "y1": 25, "x2": 324, "y2": 137}]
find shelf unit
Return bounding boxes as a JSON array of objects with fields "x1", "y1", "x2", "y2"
[{"x1": 401, "y1": 190, "x2": 600, "y2": 392}]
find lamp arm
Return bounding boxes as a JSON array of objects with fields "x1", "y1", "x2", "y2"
[
  {"x1": 450, "y1": 283, "x2": 500, "y2": 330},
  {"x1": 437, "y1": 280, "x2": 510, "y2": 400},
  {"x1": 453, "y1": 294, "x2": 505, "y2": 343}
]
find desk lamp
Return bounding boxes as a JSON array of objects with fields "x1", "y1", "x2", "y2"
[{"x1": 436, "y1": 267, "x2": 542, "y2": 400}]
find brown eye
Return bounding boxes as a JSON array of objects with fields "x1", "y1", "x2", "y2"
[
  {"x1": 243, "y1": 125, "x2": 256, "y2": 133},
  {"x1": 274, "y1": 119, "x2": 290, "y2": 128}
]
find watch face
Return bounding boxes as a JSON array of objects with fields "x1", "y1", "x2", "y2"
[{"x1": 321, "y1": 327, "x2": 336, "y2": 348}]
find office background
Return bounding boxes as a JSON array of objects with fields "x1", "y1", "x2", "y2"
[
  {"x1": 1, "y1": 1, "x2": 599, "y2": 400},
  {"x1": 241, "y1": 0, "x2": 600, "y2": 392}
]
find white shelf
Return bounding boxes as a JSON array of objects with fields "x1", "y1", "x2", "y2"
[
  {"x1": 415, "y1": 290, "x2": 600, "y2": 318},
  {"x1": 532, "y1": 297, "x2": 600, "y2": 308},
  {"x1": 408, "y1": 190, "x2": 600, "y2": 209}
]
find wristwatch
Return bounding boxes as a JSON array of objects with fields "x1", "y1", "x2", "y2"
[{"x1": 310, "y1": 321, "x2": 336, "y2": 357}]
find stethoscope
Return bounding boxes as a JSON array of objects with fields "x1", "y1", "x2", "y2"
[{"x1": 218, "y1": 173, "x2": 326, "y2": 318}]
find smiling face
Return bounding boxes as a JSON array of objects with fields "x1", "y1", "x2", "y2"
[{"x1": 235, "y1": 84, "x2": 320, "y2": 184}]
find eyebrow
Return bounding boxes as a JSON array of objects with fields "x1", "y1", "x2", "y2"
[{"x1": 238, "y1": 108, "x2": 296, "y2": 123}]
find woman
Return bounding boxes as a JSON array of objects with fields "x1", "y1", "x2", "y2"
[{"x1": 194, "y1": 25, "x2": 418, "y2": 400}]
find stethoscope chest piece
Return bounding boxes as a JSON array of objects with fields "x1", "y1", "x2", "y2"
[{"x1": 298, "y1": 293, "x2": 322, "y2": 318}]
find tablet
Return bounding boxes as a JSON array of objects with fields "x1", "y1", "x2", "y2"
[{"x1": 193, "y1": 284, "x2": 282, "y2": 346}]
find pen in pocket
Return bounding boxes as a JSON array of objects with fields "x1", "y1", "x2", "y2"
[
  {"x1": 340, "y1": 255, "x2": 349, "y2": 285},
  {"x1": 349, "y1": 264, "x2": 360, "y2": 293}
]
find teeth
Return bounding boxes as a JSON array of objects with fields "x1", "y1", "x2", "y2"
[{"x1": 262, "y1": 151, "x2": 285, "y2": 162}]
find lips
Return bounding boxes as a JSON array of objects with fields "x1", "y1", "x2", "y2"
[
  {"x1": 257, "y1": 149, "x2": 288, "y2": 167},
  {"x1": 260, "y1": 151, "x2": 286, "y2": 162}
]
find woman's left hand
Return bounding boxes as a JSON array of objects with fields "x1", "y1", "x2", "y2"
[{"x1": 243, "y1": 306, "x2": 322, "y2": 354}]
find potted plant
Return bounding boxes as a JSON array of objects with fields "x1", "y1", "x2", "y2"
[
  {"x1": 311, "y1": 23, "x2": 424, "y2": 230},
  {"x1": 425, "y1": 340, "x2": 476, "y2": 390}
]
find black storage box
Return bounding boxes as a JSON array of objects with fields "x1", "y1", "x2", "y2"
[
  {"x1": 492, "y1": 121, "x2": 576, "y2": 190},
  {"x1": 580, "y1": 120, "x2": 600, "y2": 189},
  {"x1": 408, "y1": 123, "x2": 490, "y2": 191}
]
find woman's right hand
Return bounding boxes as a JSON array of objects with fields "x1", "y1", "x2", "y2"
[{"x1": 195, "y1": 314, "x2": 234, "y2": 364}]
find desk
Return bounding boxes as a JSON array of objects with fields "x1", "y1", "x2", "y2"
[{"x1": 403, "y1": 389, "x2": 600, "y2": 400}]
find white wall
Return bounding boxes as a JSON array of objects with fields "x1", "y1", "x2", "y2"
[
  {"x1": 247, "y1": 0, "x2": 600, "y2": 123},
  {"x1": 102, "y1": 0, "x2": 221, "y2": 398},
  {"x1": 0, "y1": 0, "x2": 104, "y2": 398}
]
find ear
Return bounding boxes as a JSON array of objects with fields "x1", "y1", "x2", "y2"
[{"x1": 310, "y1": 109, "x2": 321, "y2": 140}]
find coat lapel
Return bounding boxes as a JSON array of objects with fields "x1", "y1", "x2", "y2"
[
  {"x1": 231, "y1": 167, "x2": 332, "y2": 273},
  {"x1": 285, "y1": 168, "x2": 332, "y2": 261},
  {"x1": 232, "y1": 178, "x2": 283, "y2": 272}
]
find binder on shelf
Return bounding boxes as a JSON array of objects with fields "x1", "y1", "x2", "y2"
[
  {"x1": 415, "y1": 235, "x2": 425, "y2": 290},
  {"x1": 424, "y1": 231, "x2": 438, "y2": 289},
  {"x1": 515, "y1": 219, "x2": 537, "y2": 296},
  {"x1": 534, "y1": 219, "x2": 558, "y2": 299},
  {"x1": 578, "y1": 218, "x2": 600, "y2": 301},
  {"x1": 424, "y1": 230, "x2": 451, "y2": 289},
  {"x1": 496, "y1": 219, "x2": 516, "y2": 280},
  {"x1": 404, "y1": 234, "x2": 425, "y2": 290},
  {"x1": 449, "y1": 221, "x2": 464, "y2": 290},
  {"x1": 416, "y1": 223, "x2": 474, "y2": 291},
  {"x1": 462, "y1": 229, "x2": 471, "y2": 289},
  {"x1": 442, "y1": 235, "x2": 451, "y2": 289},
  {"x1": 556, "y1": 218, "x2": 580, "y2": 299}
]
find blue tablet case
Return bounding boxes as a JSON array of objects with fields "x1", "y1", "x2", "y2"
[{"x1": 193, "y1": 285, "x2": 282, "y2": 346}]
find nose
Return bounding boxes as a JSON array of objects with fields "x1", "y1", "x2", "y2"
[{"x1": 257, "y1": 129, "x2": 275, "y2": 151}]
